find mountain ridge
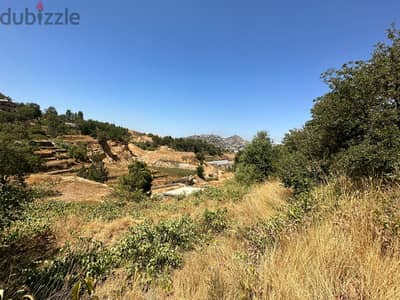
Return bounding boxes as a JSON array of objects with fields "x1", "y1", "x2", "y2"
[{"x1": 188, "y1": 134, "x2": 248, "y2": 152}]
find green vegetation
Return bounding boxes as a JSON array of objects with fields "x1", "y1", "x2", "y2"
[
  {"x1": 234, "y1": 131, "x2": 275, "y2": 185},
  {"x1": 196, "y1": 165, "x2": 205, "y2": 179},
  {"x1": 0, "y1": 138, "x2": 41, "y2": 184},
  {"x1": 118, "y1": 161, "x2": 153, "y2": 200},
  {"x1": 273, "y1": 27, "x2": 400, "y2": 193},
  {"x1": 137, "y1": 134, "x2": 223, "y2": 156},
  {"x1": 0, "y1": 183, "x2": 34, "y2": 230},
  {"x1": 77, "y1": 161, "x2": 109, "y2": 183},
  {"x1": 0, "y1": 98, "x2": 130, "y2": 144},
  {"x1": 201, "y1": 208, "x2": 228, "y2": 233},
  {"x1": 152, "y1": 166, "x2": 196, "y2": 177},
  {"x1": 68, "y1": 143, "x2": 88, "y2": 162},
  {"x1": 3, "y1": 27, "x2": 400, "y2": 299},
  {"x1": 78, "y1": 119, "x2": 130, "y2": 142},
  {"x1": 116, "y1": 216, "x2": 200, "y2": 281}
]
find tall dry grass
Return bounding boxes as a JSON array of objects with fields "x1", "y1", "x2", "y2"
[
  {"x1": 94, "y1": 180, "x2": 400, "y2": 299},
  {"x1": 95, "y1": 181, "x2": 288, "y2": 299},
  {"x1": 259, "y1": 182, "x2": 400, "y2": 299},
  {"x1": 153, "y1": 180, "x2": 400, "y2": 299}
]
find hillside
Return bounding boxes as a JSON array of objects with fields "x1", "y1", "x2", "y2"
[
  {"x1": 189, "y1": 134, "x2": 248, "y2": 152},
  {"x1": 3, "y1": 27, "x2": 400, "y2": 300}
]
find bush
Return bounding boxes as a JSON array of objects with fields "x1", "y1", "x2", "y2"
[
  {"x1": 196, "y1": 165, "x2": 205, "y2": 179},
  {"x1": 0, "y1": 183, "x2": 33, "y2": 230},
  {"x1": 77, "y1": 162, "x2": 108, "y2": 183},
  {"x1": 118, "y1": 161, "x2": 152, "y2": 200},
  {"x1": 25, "y1": 239, "x2": 115, "y2": 300},
  {"x1": 77, "y1": 119, "x2": 130, "y2": 142},
  {"x1": 277, "y1": 150, "x2": 314, "y2": 193},
  {"x1": 195, "y1": 152, "x2": 205, "y2": 164},
  {"x1": 0, "y1": 137, "x2": 42, "y2": 183},
  {"x1": 277, "y1": 27, "x2": 400, "y2": 184},
  {"x1": 202, "y1": 208, "x2": 228, "y2": 233},
  {"x1": 235, "y1": 164, "x2": 264, "y2": 185},
  {"x1": 235, "y1": 131, "x2": 275, "y2": 184},
  {"x1": 334, "y1": 142, "x2": 400, "y2": 179},
  {"x1": 68, "y1": 144, "x2": 88, "y2": 162},
  {"x1": 116, "y1": 216, "x2": 199, "y2": 278}
]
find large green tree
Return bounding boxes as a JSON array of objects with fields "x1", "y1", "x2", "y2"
[
  {"x1": 235, "y1": 131, "x2": 275, "y2": 184},
  {"x1": 279, "y1": 26, "x2": 400, "y2": 187},
  {"x1": 0, "y1": 137, "x2": 42, "y2": 184}
]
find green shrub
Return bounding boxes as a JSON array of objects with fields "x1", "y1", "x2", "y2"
[
  {"x1": 202, "y1": 208, "x2": 229, "y2": 233},
  {"x1": 235, "y1": 131, "x2": 275, "y2": 184},
  {"x1": 77, "y1": 119, "x2": 130, "y2": 142},
  {"x1": 196, "y1": 180, "x2": 249, "y2": 203},
  {"x1": 0, "y1": 183, "x2": 33, "y2": 230},
  {"x1": 0, "y1": 137, "x2": 42, "y2": 184},
  {"x1": 235, "y1": 164, "x2": 264, "y2": 185},
  {"x1": 116, "y1": 216, "x2": 199, "y2": 279},
  {"x1": 195, "y1": 152, "x2": 205, "y2": 164},
  {"x1": 25, "y1": 239, "x2": 115, "y2": 300},
  {"x1": 77, "y1": 162, "x2": 108, "y2": 183},
  {"x1": 334, "y1": 142, "x2": 400, "y2": 179},
  {"x1": 196, "y1": 165, "x2": 205, "y2": 179},
  {"x1": 118, "y1": 161, "x2": 152, "y2": 201},
  {"x1": 68, "y1": 144, "x2": 88, "y2": 162},
  {"x1": 277, "y1": 150, "x2": 314, "y2": 193}
]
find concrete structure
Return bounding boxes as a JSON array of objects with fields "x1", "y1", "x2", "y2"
[
  {"x1": 163, "y1": 186, "x2": 202, "y2": 197},
  {"x1": 207, "y1": 160, "x2": 234, "y2": 170},
  {"x1": 0, "y1": 98, "x2": 17, "y2": 112}
]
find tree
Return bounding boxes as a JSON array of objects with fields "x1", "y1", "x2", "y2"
[
  {"x1": 235, "y1": 131, "x2": 275, "y2": 184},
  {"x1": 68, "y1": 144, "x2": 88, "y2": 162},
  {"x1": 77, "y1": 161, "x2": 108, "y2": 183},
  {"x1": 77, "y1": 111, "x2": 84, "y2": 120},
  {"x1": 0, "y1": 137, "x2": 42, "y2": 184},
  {"x1": 44, "y1": 106, "x2": 58, "y2": 118},
  {"x1": 277, "y1": 26, "x2": 400, "y2": 186},
  {"x1": 196, "y1": 165, "x2": 205, "y2": 179},
  {"x1": 118, "y1": 161, "x2": 153, "y2": 200},
  {"x1": 65, "y1": 109, "x2": 73, "y2": 121},
  {"x1": 195, "y1": 152, "x2": 205, "y2": 165},
  {"x1": 0, "y1": 136, "x2": 40, "y2": 229},
  {"x1": 15, "y1": 103, "x2": 42, "y2": 121}
]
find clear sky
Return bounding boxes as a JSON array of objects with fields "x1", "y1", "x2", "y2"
[{"x1": 1, "y1": 0, "x2": 399, "y2": 142}]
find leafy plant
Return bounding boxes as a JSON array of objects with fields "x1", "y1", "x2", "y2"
[
  {"x1": 25, "y1": 239, "x2": 114, "y2": 300},
  {"x1": 235, "y1": 131, "x2": 275, "y2": 184},
  {"x1": 0, "y1": 183, "x2": 33, "y2": 230},
  {"x1": 118, "y1": 161, "x2": 152, "y2": 201},
  {"x1": 68, "y1": 144, "x2": 88, "y2": 162},
  {"x1": 202, "y1": 208, "x2": 229, "y2": 233},
  {"x1": 77, "y1": 162, "x2": 108, "y2": 183},
  {"x1": 196, "y1": 165, "x2": 205, "y2": 179},
  {"x1": 116, "y1": 216, "x2": 199, "y2": 279}
]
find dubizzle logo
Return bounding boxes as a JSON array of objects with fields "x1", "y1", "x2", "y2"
[{"x1": 0, "y1": 0, "x2": 80, "y2": 25}]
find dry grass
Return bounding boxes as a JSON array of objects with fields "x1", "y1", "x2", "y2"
[
  {"x1": 117, "y1": 180, "x2": 400, "y2": 300},
  {"x1": 95, "y1": 181, "x2": 288, "y2": 299},
  {"x1": 39, "y1": 179, "x2": 400, "y2": 300},
  {"x1": 52, "y1": 215, "x2": 140, "y2": 246},
  {"x1": 259, "y1": 184, "x2": 400, "y2": 299},
  {"x1": 229, "y1": 180, "x2": 289, "y2": 227}
]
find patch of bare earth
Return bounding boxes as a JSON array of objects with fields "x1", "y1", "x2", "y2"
[{"x1": 27, "y1": 174, "x2": 112, "y2": 203}]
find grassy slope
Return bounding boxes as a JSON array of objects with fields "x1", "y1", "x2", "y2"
[
  {"x1": 102, "y1": 180, "x2": 400, "y2": 299},
  {"x1": 95, "y1": 181, "x2": 288, "y2": 299},
  {"x1": 4, "y1": 179, "x2": 400, "y2": 299}
]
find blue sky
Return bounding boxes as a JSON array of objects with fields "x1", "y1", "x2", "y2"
[{"x1": 0, "y1": 0, "x2": 399, "y2": 142}]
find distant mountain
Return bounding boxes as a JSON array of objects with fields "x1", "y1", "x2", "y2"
[{"x1": 188, "y1": 134, "x2": 248, "y2": 152}]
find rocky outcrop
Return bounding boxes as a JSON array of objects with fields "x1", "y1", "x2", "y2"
[{"x1": 188, "y1": 134, "x2": 248, "y2": 152}]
